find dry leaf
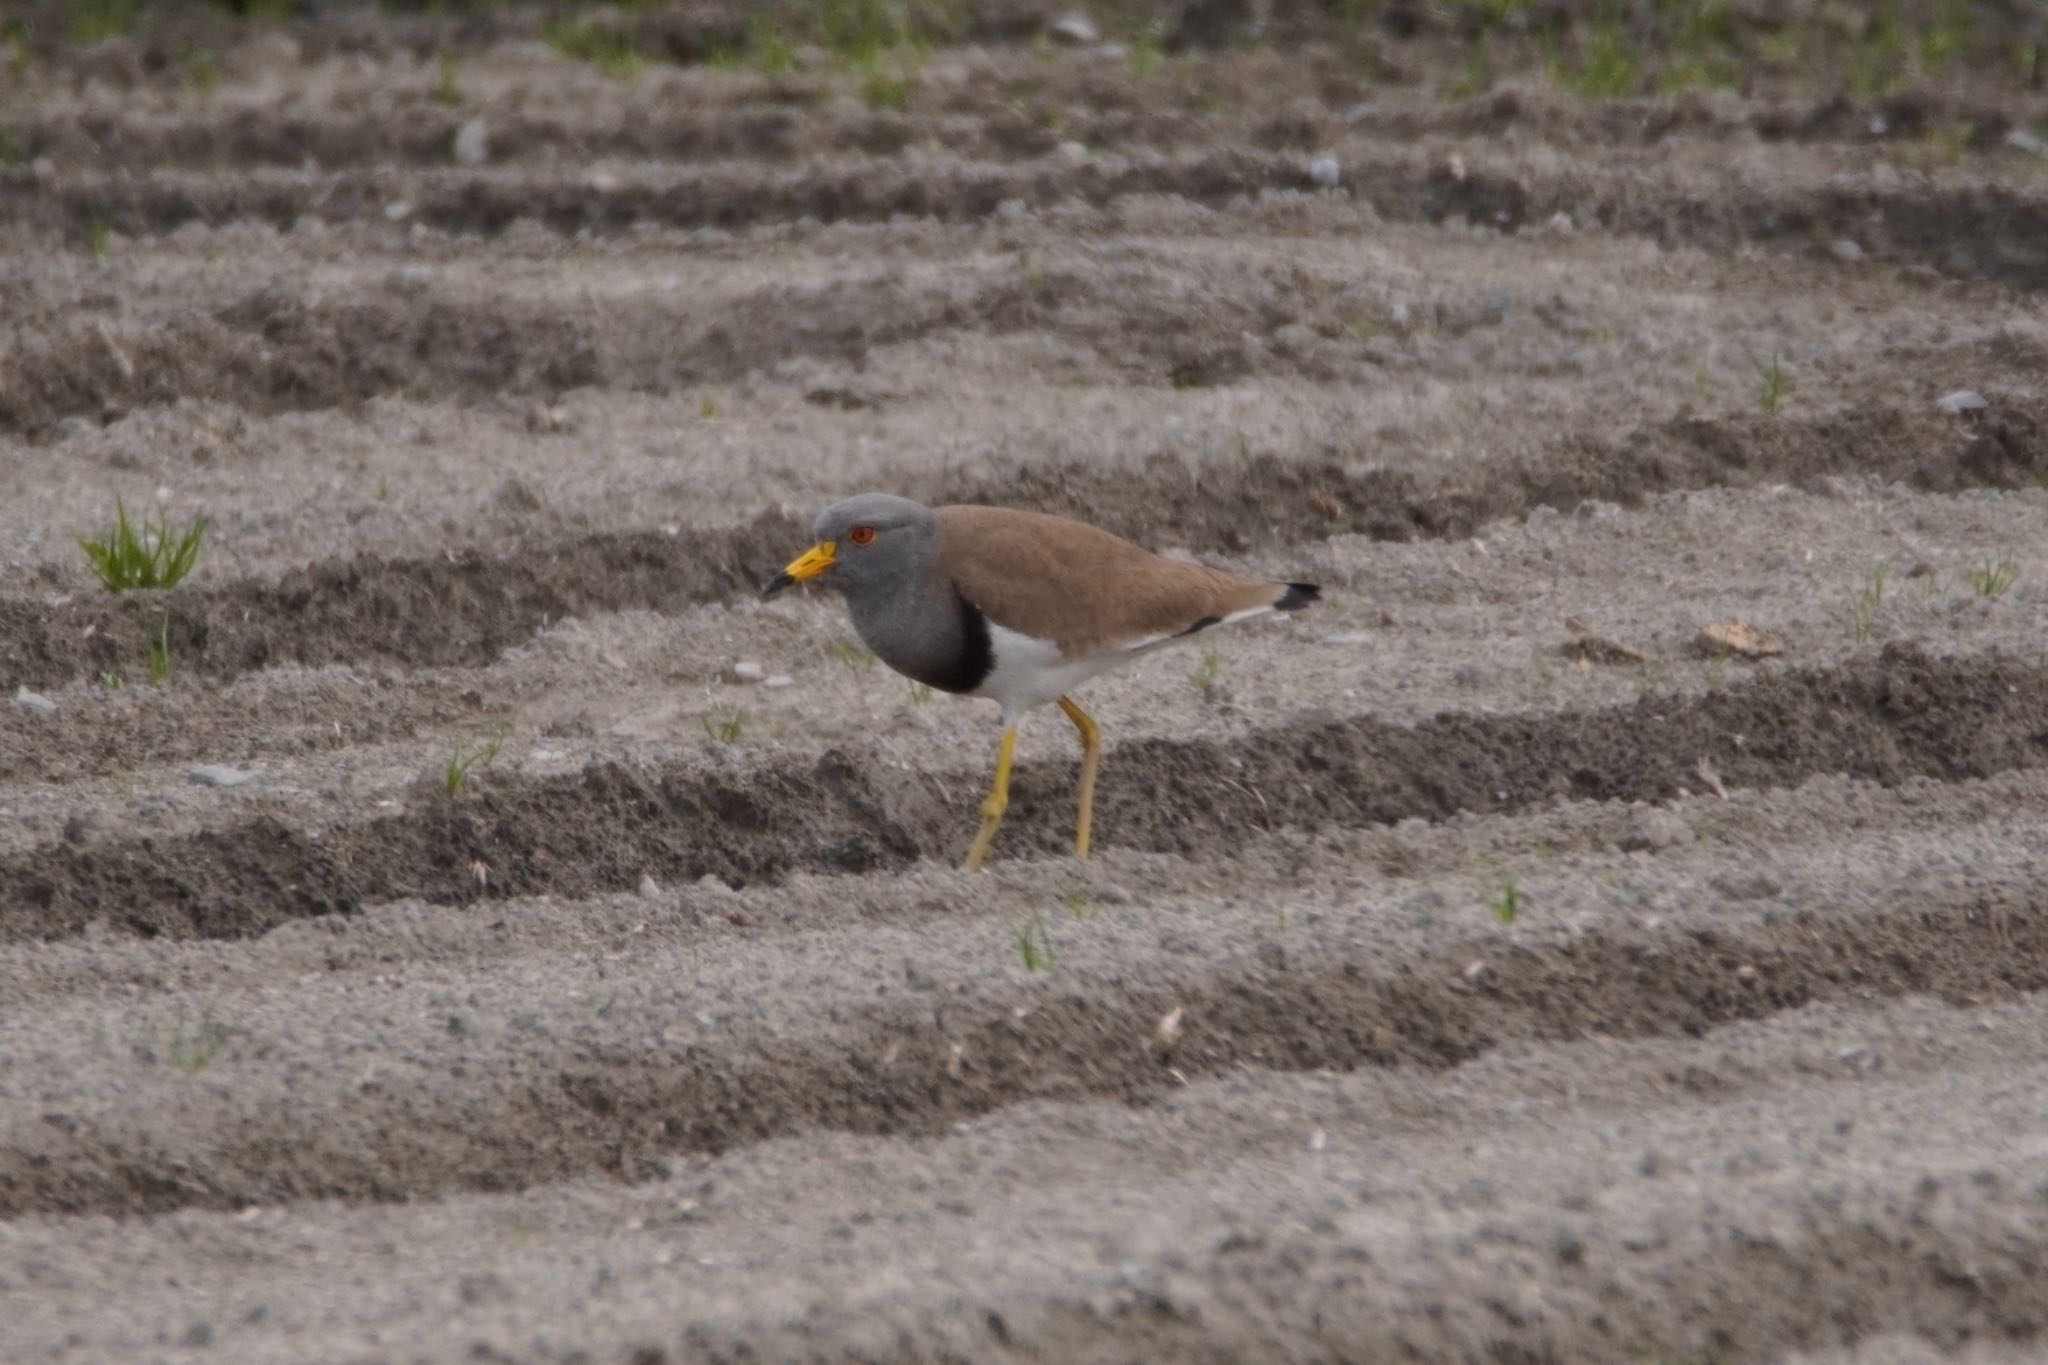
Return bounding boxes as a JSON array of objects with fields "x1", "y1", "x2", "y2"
[{"x1": 1696, "y1": 619, "x2": 1784, "y2": 660}]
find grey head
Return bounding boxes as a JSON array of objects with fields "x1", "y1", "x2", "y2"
[
  {"x1": 765, "y1": 493, "x2": 985, "y2": 692},
  {"x1": 761, "y1": 492, "x2": 939, "y2": 601}
]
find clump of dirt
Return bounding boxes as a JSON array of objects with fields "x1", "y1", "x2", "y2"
[{"x1": 6, "y1": 644, "x2": 2045, "y2": 943}]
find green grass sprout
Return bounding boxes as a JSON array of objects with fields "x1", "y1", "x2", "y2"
[{"x1": 79, "y1": 500, "x2": 208, "y2": 591}]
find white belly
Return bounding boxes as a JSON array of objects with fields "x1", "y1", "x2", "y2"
[{"x1": 973, "y1": 623, "x2": 1156, "y2": 721}]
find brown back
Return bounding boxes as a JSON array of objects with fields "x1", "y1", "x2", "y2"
[{"x1": 932, "y1": 505, "x2": 1282, "y2": 657}]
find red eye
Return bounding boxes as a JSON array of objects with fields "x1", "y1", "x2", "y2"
[{"x1": 847, "y1": 525, "x2": 876, "y2": 546}]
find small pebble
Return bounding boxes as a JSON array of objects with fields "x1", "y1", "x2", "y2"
[
  {"x1": 1055, "y1": 140, "x2": 1089, "y2": 166},
  {"x1": 1049, "y1": 14, "x2": 1099, "y2": 44},
  {"x1": 1936, "y1": 389, "x2": 1988, "y2": 414},
  {"x1": 637, "y1": 875, "x2": 661, "y2": 899},
  {"x1": 2006, "y1": 128, "x2": 2048, "y2": 159},
  {"x1": 12, "y1": 686, "x2": 56, "y2": 715},
  {"x1": 764, "y1": 674, "x2": 795, "y2": 689},
  {"x1": 1306, "y1": 153, "x2": 1341, "y2": 189},
  {"x1": 188, "y1": 765, "x2": 258, "y2": 788},
  {"x1": 1830, "y1": 238, "x2": 1864, "y2": 262},
  {"x1": 383, "y1": 201, "x2": 414, "y2": 222},
  {"x1": 452, "y1": 116, "x2": 489, "y2": 167},
  {"x1": 732, "y1": 661, "x2": 765, "y2": 682}
]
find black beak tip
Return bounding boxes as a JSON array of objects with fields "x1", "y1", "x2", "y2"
[{"x1": 763, "y1": 571, "x2": 795, "y2": 598}]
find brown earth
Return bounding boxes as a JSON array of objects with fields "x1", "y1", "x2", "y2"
[{"x1": 5, "y1": 2, "x2": 2048, "y2": 1362}]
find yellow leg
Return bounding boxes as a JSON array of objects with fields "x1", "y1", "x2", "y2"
[
  {"x1": 963, "y1": 725, "x2": 1018, "y2": 873},
  {"x1": 1058, "y1": 695, "x2": 1101, "y2": 860}
]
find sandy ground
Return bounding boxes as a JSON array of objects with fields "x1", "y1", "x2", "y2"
[{"x1": 5, "y1": 1, "x2": 2048, "y2": 1361}]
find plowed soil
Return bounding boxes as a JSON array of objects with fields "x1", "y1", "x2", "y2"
[{"x1": 6, "y1": 2, "x2": 2048, "y2": 1361}]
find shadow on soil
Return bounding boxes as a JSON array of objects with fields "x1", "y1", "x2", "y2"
[{"x1": 6, "y1": 644, "x2": 2047, "y2": 944}]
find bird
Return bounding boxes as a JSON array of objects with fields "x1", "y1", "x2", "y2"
[{"x1": 764, "y1": 493, "x2": 1320, "y2": 871}]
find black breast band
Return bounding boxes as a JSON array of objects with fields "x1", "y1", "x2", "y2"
[{"x1": 919, "y1": 589, "x2": 995, "y2": 695}]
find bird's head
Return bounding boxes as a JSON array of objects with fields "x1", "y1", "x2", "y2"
[{"x1": 763, "y1": 493, "x2": 935, "y2": 598}]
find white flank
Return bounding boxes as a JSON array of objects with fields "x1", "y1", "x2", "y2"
[
  {"x1": 976, "y1": 606, "x2": 1277, "y2": 721},
  {"x1": 976, "y1": 623, "x2": 1123, "y2": 719}
]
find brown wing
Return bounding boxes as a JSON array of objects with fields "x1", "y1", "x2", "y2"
[{"x1": 931, "y1": 505, "x2": 1287, "y2": 658}]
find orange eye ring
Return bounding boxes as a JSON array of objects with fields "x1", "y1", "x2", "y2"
[{"x1": 847, "y1": 525, "x2": 877, "y2": 546}]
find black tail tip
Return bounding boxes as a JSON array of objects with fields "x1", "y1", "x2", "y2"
[{"x1": 1276, "y1": 582, "x2": 1321, "y2": 611}]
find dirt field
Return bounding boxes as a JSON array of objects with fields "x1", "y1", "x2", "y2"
[{"x1": 4, "y1": 1, "x2": 2048, "y2": 1360}]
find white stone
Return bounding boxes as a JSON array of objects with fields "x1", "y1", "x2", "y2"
[
  {"x1": 2006, "y1": 128, "x2": 2048, "y2": 159},
  {"x1": 1306, "y1": 153, "x2": 1340, "y2": 189},
  {"x1": 732, "y1": 661, "x2": 765, "y2": 682},
  {"x1": 1937, "y1": 389, "x2": 1989, "y2": 414},
  {"x1": 188, "y1": 765, "x2": 259, "y2": 788},
  {"x1": 453, "y1": 116, "x2": 489, "y2": 167},
  {"x1": 1049, "y1": 14, "x2": 1099, "y2": 44},
  {"x1": 11, "y1": 687, "x2": 56, "y2": 715}
]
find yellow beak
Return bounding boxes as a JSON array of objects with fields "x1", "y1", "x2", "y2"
[{"x1": 763, "y1": 540, "x2": 836, "y2": 596}]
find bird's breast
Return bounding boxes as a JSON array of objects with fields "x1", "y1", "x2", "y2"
[{"x1": 850, "y1": 585, "x2": 994, "y2": 696}]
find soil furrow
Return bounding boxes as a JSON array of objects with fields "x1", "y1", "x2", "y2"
[
  {"x1": 3, "y1": 869, "x2": 2041, "y2": 1218},
  {"x1": 0, "y1": 155, "x2": 1303, "y2": 241},
  {"x1": 5, "y1": 997, "x2": 2048, "y2": 1360},
  {"x1": 7, "y1": 395, "x2": 2045, "y2": 692},
  {"x1": 4, "y1": 643, "x2": 2045, "y2": 944},
  {"x1": 0, "y1": 512, "x2": 802, "y2": 692},
  {"x1": 11, "y1": 143, "x2": 2048, "y2": 292},
  {"x1": 8, "y1": 214, "x2": 2041, "y2": 441},
  {"x1": 830, "y1": 1196, "x2": 2048, "y2": 1365},
  {"x1": 9, "y1": 86, "x2": 2026, "y2": 174},
  {"x1": 0, "y1": 271, "x2": 974, "y2": 438}
]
